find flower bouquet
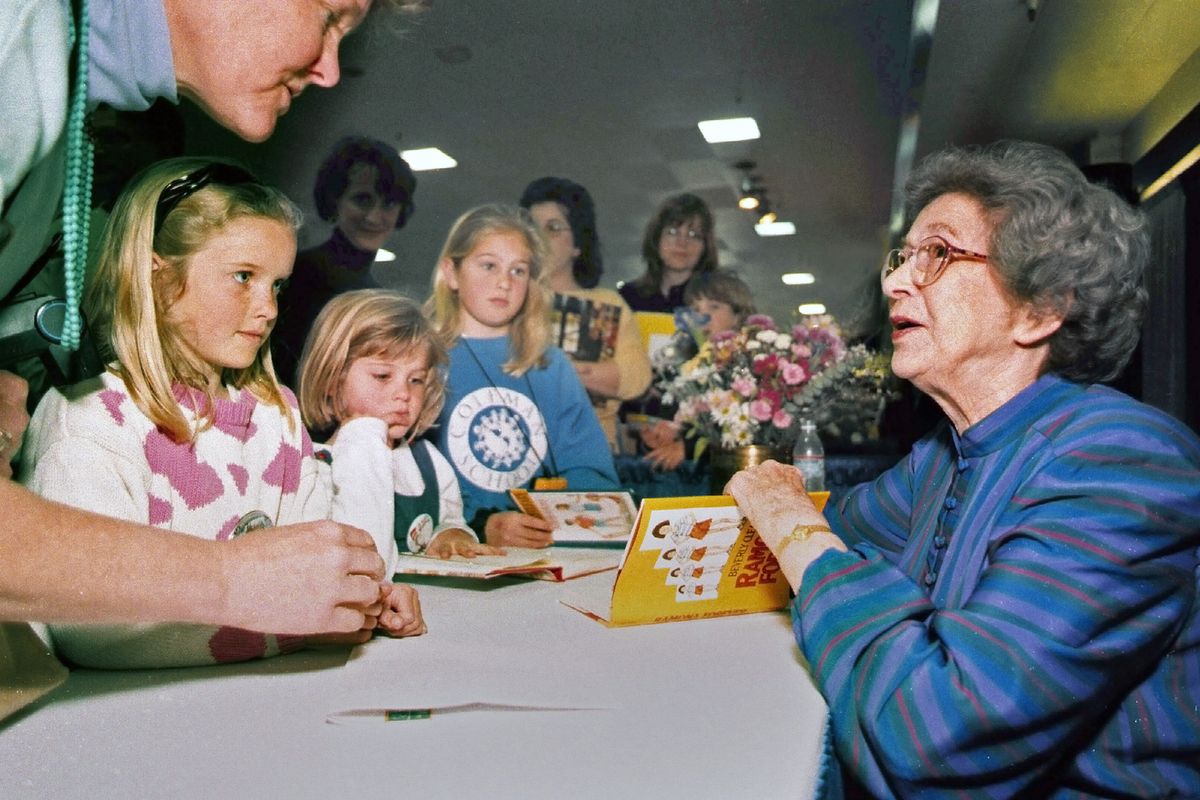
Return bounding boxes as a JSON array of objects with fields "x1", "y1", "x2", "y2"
[{"x1": 660, "y1": 313, "x2": 896, "y2": 452}]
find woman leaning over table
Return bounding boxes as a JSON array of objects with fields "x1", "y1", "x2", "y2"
[{"x1": 727, "y1": 140, "x2": 1200, "y2": 798}]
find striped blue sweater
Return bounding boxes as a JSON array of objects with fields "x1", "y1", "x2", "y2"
[{"x1": 797, "y1": 374, "x2": 1200, "y2": 798}]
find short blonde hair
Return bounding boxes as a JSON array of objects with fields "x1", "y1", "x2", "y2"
[
  {"x1": 86, "y1": 157, "x2": 301, "y2": 442},
  {"x1": 298, "y1": 289, "x2": 446, "y2": 441},
  {"x1": 425, "y1": 204, "x2": 550, "y2": 376}
]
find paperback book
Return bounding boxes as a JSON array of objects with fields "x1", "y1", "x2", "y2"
[
  {"x1": 561, "y1": 492, "x2": 830, "y2": 626},
  {"x1": 508, "y1": 488, "x2": 638, "y2": 543},
  {"x1": 552, "y1": 294, "x2": 622, "y2": 362},
  {"x1": 391, "y1": 547, "x2": 621, "y2": 582}
]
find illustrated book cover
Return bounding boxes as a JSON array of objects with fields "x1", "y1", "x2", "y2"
[
  {"x1": 551, "y1": 294, "x2": 622, "y2": 362},
  {"x1": 508, "y1": 488, "x2": 638, "y2": 543},
  {"x1": 561, "y1": 492, "x2": 829, "y2": 626}
]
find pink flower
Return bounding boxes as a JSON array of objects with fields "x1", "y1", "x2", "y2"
[
  {"x1": 732, "y1": 376, "x2": 756, "y2": 396},
  {"x1": 772, "y1": 409, "x2": 793, "y2": 429},
  {"x1": 781, "y1": 362, "x2": 808, "y2": 385},
  {"x1": 749, "y1": 399, "x2": 774, "y2": 422}
]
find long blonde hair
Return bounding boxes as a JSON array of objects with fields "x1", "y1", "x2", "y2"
[
  {"x1": 297, "y1": 289, "x2": 447, "y2": 442},
  {"x1": 425, "y1": 204, "x2": 550, "y2": 376},
  {"x1": 86, "y1": 157, "x2": 302, "y2": 442}
]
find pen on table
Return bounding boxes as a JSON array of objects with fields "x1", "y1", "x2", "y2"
[{"x1": 326, "y1": 702, "x2": 608, "y2": 724}]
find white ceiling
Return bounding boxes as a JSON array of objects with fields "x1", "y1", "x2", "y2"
[{"x1": 187, "y1": 0, "x2": 1200, "y2": 336}]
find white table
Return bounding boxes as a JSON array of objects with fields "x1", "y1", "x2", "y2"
[{"x1": 0, "y1": 572, "x2": 830, "y2": 799}]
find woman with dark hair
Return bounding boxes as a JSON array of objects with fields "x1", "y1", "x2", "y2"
[
  {"x1": 618, "y1": 192, "x2": 719, "y2": 312},
  {"x1": 519, "y1": 177, "x2": 650, "y2": 451},
  {"x1": 272, "y1": 136, "x2": 417, "y2": 389},
  {"x1": 726, "y1": 140, "x2": 1200, "y2": 797}
]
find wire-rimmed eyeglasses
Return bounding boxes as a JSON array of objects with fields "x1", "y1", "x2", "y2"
[{"x1": 881, "y1": 235, "x2": 989, "y2": 288}]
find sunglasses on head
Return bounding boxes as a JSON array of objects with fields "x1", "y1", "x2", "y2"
[{"x1": 153, "y1": 163, "x2": 259, "y2": 235}]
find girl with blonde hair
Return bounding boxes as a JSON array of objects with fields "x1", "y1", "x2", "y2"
[
  {"x1": 298, "y1": 289, "x2": 497, "y2": 573},
  {"x1": 426, "y1": 204, "x2": 618, "y2": 548},
  {"x1": 21, "y1": 158, "x2": 424, "y2": 669}
]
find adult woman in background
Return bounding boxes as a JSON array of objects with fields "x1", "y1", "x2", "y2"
[
  {"x1": 618, "y1": 192, "x2": 719, "y2": 313},
  {"x1": 727, "y1": 140, "x2": 1200, "y2": 797},
  {"x1": 519, "y1": 177, "x2": 651, "y2": 451},
  {"x1": 642, "y1": 268, "x2": 758, "y2": 470},
  {"x1": 273, "y1": 136, "x2": 417, "y2": 389}
]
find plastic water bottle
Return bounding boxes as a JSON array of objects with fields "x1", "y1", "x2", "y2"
[{"x1": 792, "y1": 419, "x2": 826, "y2": 492}]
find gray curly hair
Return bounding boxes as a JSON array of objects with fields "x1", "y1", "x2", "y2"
[{"x1": 904, "y1": 140, "x2": 1148, "y2": 383}]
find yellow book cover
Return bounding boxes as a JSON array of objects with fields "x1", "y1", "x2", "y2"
[
  {"x1": 633, "y1": 311, "x2": 676, "y2": 360},
  {"x1": 562, "y1": 492, "x2": 830, "y2": 626}
]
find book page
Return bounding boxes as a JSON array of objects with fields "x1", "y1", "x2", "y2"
[
  {"x1": 509, "y1": 489, "x2": 638, "y2": 543},
  {"x1": 392, "y1": 547, "x2": 620, "y2": 581}
]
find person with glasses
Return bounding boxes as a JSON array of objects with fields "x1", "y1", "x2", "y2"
[
  {"x1": 426, "y1": 205, "x2": 619, "y2": 548},
  {"x1": 725, "y1": 140, "x2": 1200, "y2": 796},
  {"x1": 618, "y1": 193, "x2": 720, "y2": 313},
  {"x1": 617, "y1": 193, "x2": 720, "y2": 460},
  {"x1": 272, "y1": 136, "x2": 418, "y2": 390},
  {"x1": 519, "y1": 177, "x2": 651, "y2": 453}
]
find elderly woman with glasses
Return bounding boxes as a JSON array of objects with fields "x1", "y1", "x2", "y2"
[{"x1": 727, "y1": 140, "x2": 1200, "y2": 797}]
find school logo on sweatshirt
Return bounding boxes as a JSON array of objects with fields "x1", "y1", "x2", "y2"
[{"x1": 445, "y1": 387, "x2": 548, "y2": 491}]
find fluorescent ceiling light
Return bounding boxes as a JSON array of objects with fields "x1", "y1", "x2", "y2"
[
  {"x1": 697, "y1": 117, "x2": 760, "y2": 143},
  {"x1": 374, "y1": 248, "x2": 396, "y2": 263},
  {"x1": 755, "y1": 221, "x2": 796, "y2": 237},
  {"x1": 399, "y1": 147, "x2": 457, "y2": 171},
  {"x1": 797, "y1": 303, "x2": 827, "y2": 315},
  {"x1": 781, "y1": 272, "x2": 814, "y2": 285}
]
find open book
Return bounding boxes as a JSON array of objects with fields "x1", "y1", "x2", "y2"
[
  {"x1": 508, "y1": 489, "x2": 638, "y2": 543},
  {"x1": 561, "y1": 492, "x2": 829, "y2": 626},
  {"x1": 391, "y1": 547, "x2": 621, "y2": 582}
]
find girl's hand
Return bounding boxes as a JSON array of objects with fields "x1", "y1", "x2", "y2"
[
  {"x1": 377, "y1": 582, "x2": 426, "y2": 637},
  {"x1": 425, "y1": 529, "x2": 505, "y2": 559},
  {"x1": 484, "y1": 511, "x2": 554, "y2": 548},
  {"x1": 639, "y1": 419, "x2": 680, "y2": 450},
  {"x1": 644, "y1": 439, "x2": 686, "y2": 471},
  {"x1": 328, "y1": 415, "x2": 395, "y2": 447}
]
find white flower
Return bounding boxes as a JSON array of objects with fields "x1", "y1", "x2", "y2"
[
  {"x1": 756, "y1": 330, "x2": 778, "y2": 344},
  {"x1": 774, "y1": 334, "x2": 791, "y2": 349},
  {"x1": 746, "y1": 340, "x2": 762, "y2": 351}
]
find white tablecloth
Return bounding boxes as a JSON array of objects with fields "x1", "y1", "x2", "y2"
[{"x1": 0, "y1": 571, "x2": 830, "y2": 799}]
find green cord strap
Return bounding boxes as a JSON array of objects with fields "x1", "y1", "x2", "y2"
[{"x1": 60, "y1": 0, "x2": 92, "y2": 352}]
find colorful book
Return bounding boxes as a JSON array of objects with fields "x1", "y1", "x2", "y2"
[
  {"x1": 552, "y1": 294, "x2": 622, "y2": 362},
  {"x1": 509, "y1": 488, "x2": 638, "y2": 543},
  {"x1": 561, "y1": 492, "x2": 830, "y2": 626},
  {"x1": 391, "y1": 547, "x2": 621, "y2": 582}
]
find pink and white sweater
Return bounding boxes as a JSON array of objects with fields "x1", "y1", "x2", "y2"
[{"x1": 20, "y1": 371, "x2": 334, "y2": 669}]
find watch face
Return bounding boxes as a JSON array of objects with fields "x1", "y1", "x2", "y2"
[
  {"x1": 232, "y1": 510, "x2": 274, "y2": 538},
  {"x1": 408, "y1": 513, "x2": 434, "y2": 549}
]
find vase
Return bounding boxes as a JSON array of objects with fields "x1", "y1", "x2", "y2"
[{"x1": 708, "y1": 444, "x2": 790, "y2": 495}]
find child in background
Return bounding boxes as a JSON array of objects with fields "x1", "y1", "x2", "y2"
[
  {"x1": 642, "y1": 268, "x2": 758, "y2": 470},
  {"x1": 426, "y1": 204, "x2": 619, "y2": 548},
  {"x1": 20, "y1": 158, "x2": 424, "y2": 669},
  {"x1": 297, "y1": 288, "x2": 498, "y2": 575}
]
